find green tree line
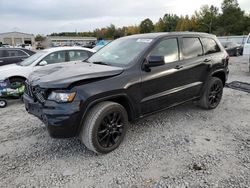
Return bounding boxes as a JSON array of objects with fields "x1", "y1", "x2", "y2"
[{"x1": 36, "y1": 0, "x2": 250, "y2": 41}]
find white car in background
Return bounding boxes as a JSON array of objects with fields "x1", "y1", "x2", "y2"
[
  {"x1": 243, "y1": 33, "x2": 250, "y2": 56},
  {"x1": 0, "y1": 46, "x2": 96, "y2": 86},
  {"x1": 243, "y1": 33, "x2": 250, "y2": 72}
]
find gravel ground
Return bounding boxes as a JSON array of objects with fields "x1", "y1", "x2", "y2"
[{"x1": 0, "y1": 56, "x2": 249, "y2": 188}]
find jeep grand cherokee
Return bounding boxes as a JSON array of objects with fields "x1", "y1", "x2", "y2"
[{"x1": 23, "y1": 32, "x2": 229, "y2": 154}]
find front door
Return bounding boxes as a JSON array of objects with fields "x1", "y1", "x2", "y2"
[{"x1": 140, "y1": 37, "x2": 185, "y2": 114}]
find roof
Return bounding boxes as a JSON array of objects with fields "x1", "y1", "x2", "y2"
[
  {"x1": 0, "y1": 47, "x2": 34, "y2": 51},
  {"x1": 0, "y1": 31, "x2": 34, "y2": 36},
  {"x1": 48, "y1": 36, "x2": 97, "y2": 41},
  {"x1": 125, "y1": 32, "x2": 216, "y2": 39},
  {"x1": 42, "y1": 46, "x2": 96, "y2": 53}
]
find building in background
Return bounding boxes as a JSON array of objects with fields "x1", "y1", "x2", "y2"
[
  {"x1": 47, "y1": 36, "x2": 97, "y2": 47},
  {"x1": 0, "y1": 32, "x2": 35, "y2": 46}
]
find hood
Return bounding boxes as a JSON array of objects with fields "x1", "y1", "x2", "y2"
[
  {"x1": 0, "y1": 64, "x2": 23, "y2": 79},
  {"x1": 28, "y1": 61, "x2": 124, "y2": 88}
]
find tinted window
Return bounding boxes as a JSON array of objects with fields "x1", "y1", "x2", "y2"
[
  {"x1": 150, "y1": 38, "x2": 179, "y2": 63},
  {"x1": 5, "y1": 50, "x2": 26, "y2": 57},
  {"x1": 68, "y1": 50, "x2": 89, "y2": 61},
  {"x1": 201, "y1": 38, "x2": 220, "y2": 54},
  {"x1": 43, "y1": 51, "x2": 66, "y2": 64},
  {"x1": 17, "y1": 50, "x2": 27, "y2": 56},
  {"x1": 182, "y1": 38, "x2": 203, "y2": 59}
]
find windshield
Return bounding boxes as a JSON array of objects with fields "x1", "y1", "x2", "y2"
[
  {"x1": 88, "y1": 37, "x2": 153, "y2": 66},
  {"x1": 20, "y1": 51, "x2": 47, "y2": 66}
]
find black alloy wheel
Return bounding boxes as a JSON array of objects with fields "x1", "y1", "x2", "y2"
[
  {"x1": 97, "y1": 112, "x2": 124, "y2": 148},
  {"x1": 80, "y1": 101, "x2": 128, "y2": 154},
  {"x1": 197, "y1": 77, "x2": 224, "y2": 109},
  {"x1": 208, "y1": 82, "x2": 223, "y2": 108}
]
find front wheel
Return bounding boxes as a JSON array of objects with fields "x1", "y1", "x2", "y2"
[
  {"x1": 198, "y1": 77, "x2": 223, "y2": 109},
  {"x1": 80, "y1": 101, "x2": 128, "y2": 154},
  {"x1": 0, "y1": 100, "x2": 7, "y2": 108}
]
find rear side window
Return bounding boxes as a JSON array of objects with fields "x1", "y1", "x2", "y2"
[
  {"x1": 6, "y1": 50, "x2": 27, "y2": 57},
  {"x1": 247, "y1": 37, "x2": 250, "y2": 44},
  {"x1": 182, "y1": 38, "x2": 203, "y2": 59},
  {"x1": 68, "y1": 50, "x2": 89, "y2": 61},
  {"x1": 201, "y1": 38, "x2": 220, "y2": 55},
  {"x1": 150, "y1": 38, "x2": 179, "y2": 63}
]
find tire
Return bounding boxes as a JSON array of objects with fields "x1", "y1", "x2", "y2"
[
  {"x1": 198, "y1": 77, "x2": 223, "y2": 109},
  {"x1": 0, "y1": 100, "x2": 7, "y2": 108},
  {"x1": 80, "y1": 101, "x2": 128, "y2": 154}
]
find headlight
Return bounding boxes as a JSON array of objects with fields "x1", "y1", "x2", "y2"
[{"x1": 48, "y1": 91, "x2": 76, "y2": 103}]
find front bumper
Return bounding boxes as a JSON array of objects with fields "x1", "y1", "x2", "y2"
[{"x1": 23, "y1": 93, "x2": 82, "y2": 138}]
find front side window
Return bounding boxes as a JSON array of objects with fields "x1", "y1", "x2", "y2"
[
  {"x1": 182, "y1": 37, "x2": 203, "y2": 59},
  {"x1": 20, "y1": 51, "x2": 46, "y2": 66},
  {"x1": 68, "y1": 50, "x2": 89, "y2": 61},
  {"x1": 150, "y1": 38, "x2": 179, "y2": 63},
  {"x1": 43, "y1": 51, "x2": 66, "y2": 64},
  {"x1": 201, "y1": 38, "x2": 220, "y2": 55}
]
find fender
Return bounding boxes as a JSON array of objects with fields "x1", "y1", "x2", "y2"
[
  {"x1": 200, "y1": 68, "x2": 227, "y2": 98},
  {"x1": 77, "y1": 93, "x2": 136, "y2": 134}
]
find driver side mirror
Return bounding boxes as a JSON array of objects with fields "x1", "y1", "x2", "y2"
[
  {"x1": 145, "y1": 56, "x2": 165, "y2": 68},
  {"x1": 38, "y1": 60, "x2": 48, "y2": 66}
]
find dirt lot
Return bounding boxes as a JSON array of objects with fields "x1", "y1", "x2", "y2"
[{"x1": 0, "y1": 57, "x2": 249, "y2": 188}]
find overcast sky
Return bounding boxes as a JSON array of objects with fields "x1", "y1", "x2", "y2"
[{"x1": 0, "y1": 0, "x2": 249, "y2": 35}]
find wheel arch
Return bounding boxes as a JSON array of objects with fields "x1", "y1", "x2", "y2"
[
  {"x1": 211, "y1": 70, "x2": 226, "y2": 86},
  {"x1": 88, "y1": 94, "x2": 135, "y2": 121},
  {"x1": 8, "y1": 75, "x2": 27, "y2": 82},
  {"x1": 78, "y1": 94, "x2": 136, "y2": 134}
]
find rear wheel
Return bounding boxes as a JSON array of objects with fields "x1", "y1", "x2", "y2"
[
  {"x1": 80, "y1": 101, "x2": 128, "y2": 154},
  {"x1": 198, "y1": 77, "x2": 223, "y2": 109}
]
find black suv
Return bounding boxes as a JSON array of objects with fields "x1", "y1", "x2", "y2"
[
  {"x1": 23, "y1": 32, "x2": 229, "y2": 154},
  {"x1": 0, "y1": 48, "x2": 35, "y2": 66}
]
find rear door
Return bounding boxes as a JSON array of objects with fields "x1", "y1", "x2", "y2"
[
  {"x1": 175, "y1": 36, "x2": 211, "y2": 99},
  {"x1": 200, "y1": 37, "x2": 224, "y2": 70}
]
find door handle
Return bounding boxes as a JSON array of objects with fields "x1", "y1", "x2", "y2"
[
  {"x1": 204, "y1": 58, "x2": 211, "y2": 62},
  {"x1": 175, "y1": 65, "x2": 183, "y2": 70}
]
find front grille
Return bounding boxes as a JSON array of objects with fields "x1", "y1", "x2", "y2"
[
  {"x1": 25, "y1": 81, "x2": 33, "y2": 97},
  {"x1": 25, "y1": 81, "x2": 46, "y2": 103}
]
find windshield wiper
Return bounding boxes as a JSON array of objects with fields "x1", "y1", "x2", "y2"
[{"x1": 92, "y1": 61, "x2": 110, "y2": 66}]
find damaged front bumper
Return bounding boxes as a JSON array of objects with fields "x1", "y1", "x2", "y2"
[{"x1": 23, "y1": 93, "x2": 83, "y2": 138}]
